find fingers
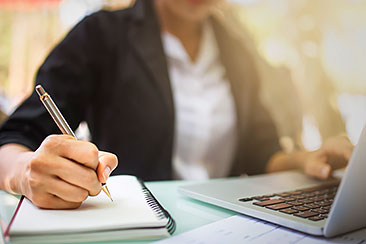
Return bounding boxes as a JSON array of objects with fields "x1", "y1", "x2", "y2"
[
  {"x1": 50, "y1": 156, "x2": 101, "y2": 196},
  {"x1": 32, "y1": 194, "x2": 83, "y2": 210},
  {"x1": 303, "y1": 152, "x2": 332, "y2": 180},
  {"x1": 46, "y1": 176, "x2": 90, "y2": 203},
  {"x1": 304, "y1": 160, "x2": 331, "y2": 180},
  {"x1": 36, "y1": 136, "x2": 102, "y2": 194},
  {"x1": 25, "y1": 174, "x2": 87, "y2": 209},
  {"x1": 41, "y1": 135, "x2": 99, "y2": 170},
  {"x1": 25, "y1": 135, "x2": 117, "y2": 208},
  {"x1": 303, "y1": 136, "x2": 355, "y2": 180},
  {"x1": 322, "y1": 136, "x2": 354, "y2": 163},
  {"x1": 97, "y1": 151, "x2": 118, "y2": 183}
]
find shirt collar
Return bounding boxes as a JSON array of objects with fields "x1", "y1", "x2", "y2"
[{"x1": 161, "y1": 20, "x2": 219, "y2": 73}]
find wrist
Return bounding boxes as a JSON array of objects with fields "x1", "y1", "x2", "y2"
[
  {"x1": 8, "y1": 151, "x2": 33, "y2": 195},
  {"x1": 292, "y1": 150, "x2": 318, "y2": 171},
  {"x1": 266, "y1": 150, "x2": 306, "y2": 173},
  {"x1": 0, "y1": 144, "x2": 34, "y2": 195}
]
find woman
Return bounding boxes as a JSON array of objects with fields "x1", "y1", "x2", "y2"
[{"x1": 0, "y1": 0, "x2": 353, "y2": 209}]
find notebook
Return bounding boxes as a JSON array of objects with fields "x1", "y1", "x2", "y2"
[{"x1": 9, "y1": 175, "x2": 176, "y2": 243}]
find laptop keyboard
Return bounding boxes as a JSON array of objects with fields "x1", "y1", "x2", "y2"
[{"x1": 238, "y1": 182, "x2": 339, "y2": 221}]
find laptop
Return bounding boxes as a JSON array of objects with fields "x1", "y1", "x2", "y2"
[{"x1": 179, "y1": 126, "x2": 366, "y2": 238}]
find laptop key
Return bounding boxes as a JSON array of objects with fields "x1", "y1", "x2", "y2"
[
  {"x1": 295, "y1": 195, "x2": 306, "y2": 200},
  {"x1": 253, "y1": 197, "x2": 271, "y2": 201},
  {"x1": 279, "y1": 197, "x2": 296, "y2": 202},
  {"x1": 253, "y1": 199, "x2": 285, "y2": 206},
  {"x1": 312, "y1": 196, "x2": 325, "y2": 201},
  {"x1": 286, "y1": 191, "x2": 302, "y2": 196},
  {"x1": 309, "y1": 216, "x2": 325, "y2": 221},
  {"x1": 298, "y1": 199, "x2": 314, "y2": 204},
  {"x1": 292, "y1": 206, "x2": 309, "y2": 211},
  {"x1": 287, "y1": 201, "x2": 303, "y2": 206},
  {"x1": 299, "y1": 187, "x2": 319, "y2": 193},
  {"x1": 280, "y1": 208, "x2": 298, "y2": 214},
  {"x1": 266, "y1": 203, "x2": 292, "y2": 210},
  {"x1": 317, "y1": 202, "x2": 332, "y2": 207},
  {"x1": 312, "y1": 208, "x2": 328, "y2": 214},
  {"x1": 294, "y1": 211, "x2": 319, "y2": 218},
  {"x1": 303, "y1": 203, "x2": 320, "y2": 209},
  {"x1": 238, "y1": 197, "x2": 253, "y2": 202},
  {"x1": 303, "y1": 193, "x2": 315, "y2": 197},
  {"x1": 275, "y1": 192, "x2": 292, "y2": 197}
]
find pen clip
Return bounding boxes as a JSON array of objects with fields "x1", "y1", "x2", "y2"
[{"x1": 35, "y1": 85, "x2": 76, "y2": 137}]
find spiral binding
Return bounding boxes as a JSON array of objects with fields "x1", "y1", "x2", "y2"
[{"x1": 138, "y1": 179, "x2": 176, "y2": 235}]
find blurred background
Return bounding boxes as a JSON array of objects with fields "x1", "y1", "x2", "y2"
[{"x1": 0, "y1": 0, "x2": 365, "y2": 151}]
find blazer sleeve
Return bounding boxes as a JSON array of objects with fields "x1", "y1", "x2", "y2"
[{"x1": 0, "y1": 12, "x2": 107, "y2": 150}]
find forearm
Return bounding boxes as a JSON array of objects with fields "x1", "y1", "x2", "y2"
[
  {"x1": 265, "y1": 150, "x2": 311, "y2": 173},
  {"x1": 266, "y1": 148, "x2": 340, "y2": 180},
  {"x1": 0, "y1": 144, "x2": 33, "y2": 194}
]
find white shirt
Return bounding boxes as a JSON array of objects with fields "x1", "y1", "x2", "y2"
[{"x1": 161, "y1": 21, "x2": 237, "y2": 180}]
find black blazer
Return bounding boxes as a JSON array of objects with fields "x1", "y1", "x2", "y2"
[{"x1": 0, "y1": 0, "x2": 281, "y2": 180}]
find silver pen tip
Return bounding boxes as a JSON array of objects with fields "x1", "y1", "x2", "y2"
[{"x1": 35, "y1": 85, "x2": 46, "y2": 97}]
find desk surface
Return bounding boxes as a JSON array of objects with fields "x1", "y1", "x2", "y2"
[{"x1": 0, "y1": 180, "x2": 236, "y2": 244}]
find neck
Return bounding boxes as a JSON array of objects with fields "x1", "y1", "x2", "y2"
[{"x1": 154, "y1": 0, "x2": 203, "y2": 61}]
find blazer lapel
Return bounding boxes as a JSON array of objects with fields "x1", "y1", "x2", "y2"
[
  {"x1": 212, "y1": 18, "x2": 255, "y2": 134},
  {"x1": 212, "y1": 17, "x2": 260, "y2": 175},
  {"x1": 127, "y1": 0, "x2": 174, "y2": 115}
]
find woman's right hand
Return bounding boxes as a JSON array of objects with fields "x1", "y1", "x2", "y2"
[{"x1": 0, "y1": 135, "x2": 118, "y2": 209}]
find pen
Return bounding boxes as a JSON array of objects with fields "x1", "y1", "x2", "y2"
[{"x1": 35, "y1": 84, "x2": 113, "y2": 201}]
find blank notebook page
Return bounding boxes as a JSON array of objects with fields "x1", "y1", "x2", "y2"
[{"x1": 10, "y1": 175, "x2": 167, "y2": 234}]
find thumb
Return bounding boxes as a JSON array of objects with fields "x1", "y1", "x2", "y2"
[
  {"x1": 97, "y1": 151, "x2": 118, "y2": 183},
  {"x1": 304, "y1": 153, "x2": 332, "y2": 180}
]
